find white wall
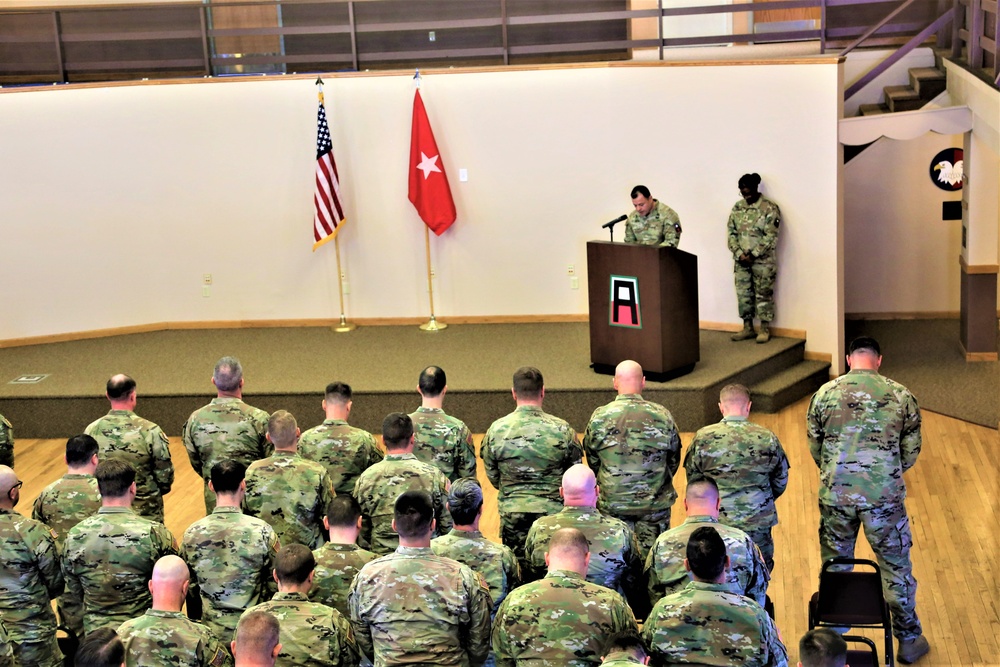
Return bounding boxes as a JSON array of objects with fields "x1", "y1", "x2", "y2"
[
  {"x1": 844, "y1": 133, "x2": 964, "y2": 315},
  {"x1": 0, "y1": 60, "x2": 843, "y2": 358}
]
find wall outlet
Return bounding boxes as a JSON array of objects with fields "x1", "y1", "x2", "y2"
[
  {"x1": 342, "y1": 280, "x2": 350, "y2": 295},
  {"x1": 202, "y1": 273, "x2": 212, "y2": 285},
  {"x1": 570, "y1": 276, "x2": 579, "y2": 290},
  {"x1": 202, "y1": 286, "x2": 211, "y2": 297},
  {"x1": 567, "y1": 264, "x2": 575, "y2": 275}
]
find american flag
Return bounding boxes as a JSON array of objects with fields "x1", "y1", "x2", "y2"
[{"x1": 313, "y1": 91, "x2": 345, "y2": 250}]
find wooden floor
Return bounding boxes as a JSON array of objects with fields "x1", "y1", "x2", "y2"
[{"x1": 12, "y1": 398, "x2": 999, "y2": 666}]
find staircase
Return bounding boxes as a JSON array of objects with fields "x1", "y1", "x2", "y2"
[{"x1": 858, "y1": 53, "x2": 948, "y2": 116}]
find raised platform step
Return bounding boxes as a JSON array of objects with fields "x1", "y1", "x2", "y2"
[
  {"x1": 908, "y1": 67, "x2": 947, "y2": 98},
  {"x1": 749, "y1": 359, "x2": 831, "y2": 413},
  {"x1": 884, "y1": 85, "x2": 925, "y2": 112}
]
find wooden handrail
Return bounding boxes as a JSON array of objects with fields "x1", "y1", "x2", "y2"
[{"x1": 839, "y1": 0, "x2": 919, "y2": 56}]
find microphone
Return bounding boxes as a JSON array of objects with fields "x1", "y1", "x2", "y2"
[{"x1": 602, "y1": 215, "x2": 627, "y2": 229}]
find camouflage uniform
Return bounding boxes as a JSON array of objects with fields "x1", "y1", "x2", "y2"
[
  {"x1": 0, "y1": 507, "x2": 64, "y2": 667},
  {"x1": 492, "y1": 569, "x2": 637, "y2": 667},
  {"x1": 583, "y1": 394, "x2": 681, "y2": 558},
  {"x1": 0, "y1": 619, "x2": 13, "y2": 667},
  {"x1": 352, "y1": 453, "x2": 452, "y2": 555},
  {"x1": 310, "y1": 542, "x2": 379, "y2": 618},
  {"x1": 118, "y1": 609, "x2": 232, "y2": 667},
  {"x1": 727, "y1": 195, "x2": 781, "y2": 322},
  {"x1": 625, "y1": 200, "x2": 682, "y2": 247},
  {"x1": 181, "y1": 506, "x2": 279, "y2": 641},
  {"x1": 602, "y1": 652, "x2": 647, "y2": 666},
  {"x1": 243, "y1": 451, "x2": 335, "y2": 550},
  {"x1": 684, "y1": 415, "x2": 789, "y2": 570},
  {"x1": 523, "y1": 507, "x2": 643, "y2": 604},
  {"x1": 348, "y1": 546, "x2": 492, "y2": 667},
  {"x1": 243, "y1": 592, "x2": 360, "y2": 667},
  {"x1": 182, "y1": 397, "x2": 271, "y2": 513},
  {"x1": 32, "y1": 472, "x2": 101, "y2": 635},
  {"x1": 298, "y1": 419, "x2": 383, "y2": 497},
  {"x1": 0, "y1": 415, "x2": 12, "y2": 468},
  {"x1": 807, "y1": 368, "x2": 923, "y2": 641},
  {"x1": 642, "y1": 580, "x2": 787, "y2": 667},
  {"x1": 61, "y1": 506, "x2": 178, "y2": 634},
  {"x1": 85, "y1": 409, "x2": 174, "y2": 523},
  {"x1": 409, "y1": 407, "x2": 477, "y2": 482},
  {"x1": 481, "y1": 405, "x2": 582, "y2": 571},
  {"x1": 644, "y1": 515, "x2": 769, "y2": 608}
]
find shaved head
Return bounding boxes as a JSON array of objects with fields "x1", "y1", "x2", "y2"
[
  {"x1": 614, "y1": 360, "x2": 644, "y2": 394},
  {"x1": 0, "y1": 466, "x2": 16, "y2": 494},
  {"x1": 151, "y1": 555, "x2": 190, "y2": 585},
  {"x1": 149, "y1": 555, "x2": 191, "y2": 612},
  {"x1": 561, "y1": 464, "x2": 597, "y2": 506}
]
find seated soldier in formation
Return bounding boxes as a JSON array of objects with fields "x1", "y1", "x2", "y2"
[
  {"x1": 74, "y1": 627, "x2": 125, "y2": 667},
  {"x1": 231, "y1": 611, "x2": 282, "y2": 667},
  {"x1": 310, "y1": 496, "x2": 378, "y2": 618},
  {"x1": 601, "y1": 630, "x2": 651, "y2": 667},
  {"x1": 798, "y1": 629, "x2": 847, "y2": 667}
]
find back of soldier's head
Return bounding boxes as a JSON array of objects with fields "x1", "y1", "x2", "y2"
[
  {"x1": 448, "y1": 477, "x2": 483, "y2": 525},
  {"x1": 76, "y1": 627, "x2": 125, "y2": 667},
  {"x1": 95, "y1": 459, "x2": 135, "y2": 498},
  {"x1": 394, "y1": 490, "x2": 434, "y2": 538},
  {"x1": 799, "y1": 629, "x2": 847, "y2": 667},
  {"x1": 848, "y1": 336, "x2": 881, "y2": 357},
  {"x1": 274, "y1": 544, "x2": 314, "y2": 586},
  {"x1": 233, "y1": 611, "x2": 281, "y2": 666},
  {"x1": 324, "y1": 382, "x2": 352, "y2": 404},
  {"x1": 382, "y1": 412, "x2": 413, "y2": 450},
  {"x1": 214, "y1": 356, "x2": 243, "y2": 392},
  {"x1": 66, "y1": 434, "x2": 99, "y2": 466},
  {"x1": 548, "y1": 527, "x2": 590, "y2": 561},
  {"x1": 211, "y1": 460, "x2": 246, "y2": 495},
  {"x1": 719, "y1": 383, "x2": 750, "y2": 406},
  {"x1": 603, "y1": 630, "x2": 648, "y2": 662},
  {"x1": 685, "y1": 476, "x2": 720, "y2": 504},
  {"x1": 418, "y1": 366, "x2": 447, "y2": 397},
  {"x1": 686, "y1": 526, "x2": 727, "y2": 581},
  {"x1": 512, "y1": 366, "x2": 543, "y2": 400},
  {"x1": 326, "y1": 495, "x2": 362, "y2": 528},
  {"x1": 267, "y1": 410, "x2": 298, "y2": 448},
  {"x1": 106, "y1": 374, "x2": 136, "y2": 401}
]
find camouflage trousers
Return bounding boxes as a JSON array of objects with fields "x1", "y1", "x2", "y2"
[
  {"x1": 500, "y1": 511, "x2": 547, "y2": 574},
  {"x1": 742, "y1": 524, "x2": 775, "y2": 573},
  {"x1": 614, "y1": 510, "x2": 671, "y2": 562},
  {"x1": 8, "y1": 628, "x2": 62, "y2": 667},
  {"x1": 133, "y1": 492, "x2": 166, "y2": 524},
  {"x1": 57, "y1": 590, "x2": 85, "y2": 637},
  {"x1": 819, "y1": 501, "x2": 921, "y2": 641},
  {"x1": 733, "y1": 259, "x2": 776, "y2": 322}
]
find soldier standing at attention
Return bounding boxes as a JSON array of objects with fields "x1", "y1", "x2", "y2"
[
  {"x1": 728, "y1": 172, "x2": 782, "y2": 344},
  {"x1": 353, "y1": 413, "x2": 452, "y2": 555},
  {"x1": 684, "y1": 383, "x2": 789, "y2": 571},
  {"x1": 32, "y1": 434, "x2": 102, "y2": 636},
  {"x1": 624, "y1": 185, "x2": 682, "y2": 247},
  {"x1": 644, "y1": 477, "x2": 769, "y2": 608},
  {"x1": 409, "y1": 366, "x2": 477, "y2": 482},
  {"x1": 244, "y1": 410, "x2": 334, "y2": 550},
  {"x1": 117, "y1": 555, "x2": 232, "y2": 667},
  {"x1": 231, "y1": 612, "x2": 281, "y2": 667},
  {"x1": 62, "y1": 460, "x2": 178, "y2": 634},
  {"x1": 492, "y1": 527, "x2": 638, "y2": 667},
  {"x1": 0, "y1": 413, "x2": 13, "y2": 467},
  {"x1": 183, "y1": 356, "x2": 270, "y2": 514},
  {"x1": 349, "y1": 490, "x2": 493, "y2": 667},
  {"x1": 583, "y1": 360, "x2": 681, "y2": 559},
  {"x1": 182, "y1": 460, "x2": 279, "y2": 642},
  {"x1": 601, "y1": 631, "x2": 650, "y2": 667},
  {"x1": 482, "y1": 366, "x2": 582, "y2": 573},
  {"x1": 807, "y1": 336, "x2": 929, "y2": 664},
  {"x1": 298, "y1": 382, "x2": 383, "y2": 497},
  {"x1": 242, "y1": 544, "x2": 359, "y2": 667},
  {"x1": 642, "y1": 527, "x2": 787, "y2": 667},
  {"x1": 310, "y1": 496, "x2": 379, "y2": 618},
  {"x1": 0, "y1": 465, "x2": 64, "y2": 667},
  {"x1": 85, "y1": 374, "x2": 174, "y2": 523}
]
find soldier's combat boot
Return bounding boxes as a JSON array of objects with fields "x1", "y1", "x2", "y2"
[
  {"x1": 731, "y1": 320, "x2": 755, "y2": 341},
  {"x1": 756, "y1": 321, "x2": 771, "y2": 344},
  {"x1": 897, "y1": 635, "x2": 930, "y2": 664}
]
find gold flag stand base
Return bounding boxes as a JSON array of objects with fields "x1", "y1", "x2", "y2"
[
  {"x1": 419, "y1": 316, "x2": 447, "y2": 332},
  {"x1": 333, "y1": 316, "x2": 357, "y2": 333}
]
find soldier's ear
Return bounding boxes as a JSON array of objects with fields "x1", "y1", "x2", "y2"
[
  {"x1": 272, "y1": 569, "x2": 279, "y2": 585},
  {"x1": 272, "y1": 643, "x2": 282, "y2": 659},
  {"x1": 355, "y1": 516, "x2": 362, "y2": 531},
  {"x1": 208, "y1": 481, "x2": 216, "y2": 494},
  {"x1": 230, "y1": 641, "x2": 237, "y2": 656},
  {"x1": 683, "y1": 558, "x2": 691, "y2": 573},
  {"x1": 391, "y1": 518, "x2": 397, "y2": 532},
  {"x1": 323, "y1": 516, "x2": 330, "y2": 531}
]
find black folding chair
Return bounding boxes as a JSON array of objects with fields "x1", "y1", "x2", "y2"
[
  {"x1": 843, "y1": 635, "x2": 880, "y2": 667},
  {"x1": 808, "y1": 557, "x2": 894, "y2": 667}
]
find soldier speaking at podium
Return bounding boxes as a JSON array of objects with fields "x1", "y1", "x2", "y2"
[{"x1": 624, "y1": 185, "x2": 682, "y2": 247}]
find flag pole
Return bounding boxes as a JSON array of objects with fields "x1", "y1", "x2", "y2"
[
  {"x1": 419, "y1": 225, "x2": 447, "y2": 331},
  {"x1": 332, "y1": 235, "x2": 356, "y2": 332}
]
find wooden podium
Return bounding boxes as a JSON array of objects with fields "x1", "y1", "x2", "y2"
[{"x1": 586, "y1": 241, "x2": 699, "y2": 379}]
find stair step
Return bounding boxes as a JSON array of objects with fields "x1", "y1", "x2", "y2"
[
  {"x1": 749, "y1": 360, "x2": 831, "y2": 413},
  {"x1": 884, "y1": 85, "x2": 925, "y2": 113},
  {"x1": 908, "y1": 67, "x2": 947, "y2": 99},
  {"x1": 859, "y1": 103, "x2": 890, "y2": 116}
]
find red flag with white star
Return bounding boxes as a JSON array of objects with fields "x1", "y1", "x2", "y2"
[{"x1": 407, "y1": 90, "x2": 456, "y2": 235}]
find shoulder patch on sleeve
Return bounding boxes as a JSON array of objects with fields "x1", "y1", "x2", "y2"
[{"x1": 210, "y1": 647, "x2": 228, "y2": 666}]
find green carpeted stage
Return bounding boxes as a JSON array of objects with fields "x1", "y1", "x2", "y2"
[{"x1": 0, "y1": 323, "x2": 829, "y2": 438}]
